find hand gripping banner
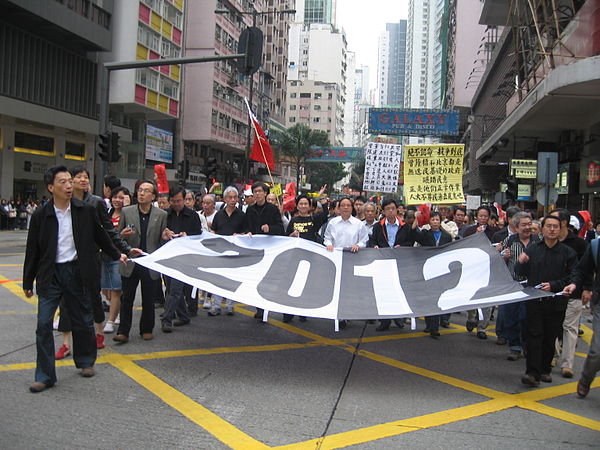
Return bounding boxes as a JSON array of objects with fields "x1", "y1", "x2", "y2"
[{"x1": 134, "y1": 233, "x2": 553, "y2": 320}]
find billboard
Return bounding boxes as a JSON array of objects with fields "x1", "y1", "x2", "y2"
[
  {"x1": 145, "y1": 125, "x2": 173, "y2": 163},
  {"x1": 368, "y1": 108, "x2": 460, "y2": 137}
]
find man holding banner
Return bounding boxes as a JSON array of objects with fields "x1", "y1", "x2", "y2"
[{"x1": 515, "y1": 215, "x2": 578, "y2": 387}]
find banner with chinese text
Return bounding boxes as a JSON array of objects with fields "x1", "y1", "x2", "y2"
[
  {"x1": 362, "y1": 142, "x2": 403, "y2": 193},
  {"x1": 404, "y1": 144, "x2": 464, "y2": 205}
]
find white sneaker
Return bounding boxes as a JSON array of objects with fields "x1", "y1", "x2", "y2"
[
  {"x1": 53, "y1": 318, "x2": 59, "y2": 330},
  {"x1": 202, "y1": 297, "x2": 211, "y2": 309},
  {"x1": 103, "y1": 321, "x2": 115, "y2": 333},
  {"x1": 114, "y1": 314, "x2": 120, "y2": 325}
]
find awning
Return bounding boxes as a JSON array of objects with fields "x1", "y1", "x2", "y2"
[{"x1": 476, "y1": 55, "x2": 600, "y2": 162}]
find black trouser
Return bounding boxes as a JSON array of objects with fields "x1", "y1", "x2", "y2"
[
  {"x1": 525, "y1": 299, "x2": 566, "y2": 380},
  {"x1": 57, "y1": 289, "x2": 105, "y2": 331},
  {"x1": 425, "y1": 315, "x2": 440, "y2": 333},
  {"x1": 118, "y1": 265, "x2": 157, "y2": 337}
]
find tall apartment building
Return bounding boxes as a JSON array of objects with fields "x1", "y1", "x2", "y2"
[
  {"x1": 286, "y1": 80, "x2": 345, "y2": 145},
  {"x1": 287, "y1": 10, "x2": 348, "y2": 145},
  {"x1": 299, "y1": 0, "x2": 336, "y2": 25},
  {"x1": 405, "y1": 0, "x2": 435, "y2": 110},
  {"x1": 0, "y1": 0, "x2": 113, "y2": 200},
  {"x1": 105, "y1": 0, "x2": 185, "y2": 187},
  {"x1": 377, "y1": 21, "x2": 407, "y2": 107},
  {"x1": 181, "y1": 0, "x2": 293, "y2": 186}
]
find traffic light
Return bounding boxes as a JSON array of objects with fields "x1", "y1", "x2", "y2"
[
  {"x1": 177, "y1": 160, "x2": 189, "y2": 182},
  {"x1": 506, "y1": 176, "x2": 518, "y2": 200},
  {"x1": 98, "y1": 132, "x2": 111, "y2": 161},
  {"x1": 109, "y1": 132, "x2": 121, "y2": 162},
  {"x1": 205, "y1": 157, "x2": 218, "y2": 178},
  {"x1": 237, "y1": 27, "x2": 263, "y2": 76}
]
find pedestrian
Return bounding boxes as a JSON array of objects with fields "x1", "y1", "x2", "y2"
[
  {"x1": 362, "y1": 202, "x2": 378, "y2": 236},
  {"x1": 199, "y1": 193, "x2": 219, "y2": 314},
  {"x1": 353, "y1": 195, "x2": 367, "y2": 221},
  {"x1": 412, "y1": 211, "x2": 453, "y2": 338},
  {"x1": 283, "y1": 193, "x2": 330, "y2": 323},
  {"x1": 101, "y1": 187, "x2": 131, "y2": 334},
  {"x1": 550, "y1": 208, "x2": 589, "y2": 378},
  {"x1": 244, "y1": 182, "x2": 285, "y2": 320},
  {"x1": 462, "y1": 205, "x2": 499, "y2": 338},
  {"x1": 574, "y1": 235, "x2": 600, "y2": 398},
  {"x1": 160, "y1": 186, "x2": 203, "y2": 333},
  {"x1": 498, "y1": 211, "x2": 538, "y2": 360},
  {"x1": 102, "y1": 174, "x2": 121, "y2": 209},
  {"x1": 113, "y1": 180, "x2": 167, "y2": 344},
  {"x1": 369, "y1": 198, "x2": 414, "y2": 332},
  {"x1": 23, "y1": 165, "x2": 126, "y2": 392},
  {"x1": 324, "y1": 197, "x2": 369, "y2": 329},
  {"x1": 210, "y1": 186, "x2": 247, "y2": 316},
  {"x1": 515, "y1": 215, "x2": 578, "y2": 387},
  {"x1": 454, "y1": 206, "x2": 468, "y2": 237}
]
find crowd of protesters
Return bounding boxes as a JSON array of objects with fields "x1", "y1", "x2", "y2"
[{"x1": 20, "y1": 165, "x2": 599, "y2": 398}]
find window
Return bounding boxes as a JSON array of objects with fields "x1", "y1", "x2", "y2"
[
  {"x1": 65, "y1": 141, "x2": 85, "y2": 160},
  {"x1": 14, "y1": 131, "x2": 54, "y2": 156},
  {"x1": 289, "y1": 105, "x2": 297, "y2": 110},
  {"x1": 290, "y1": 81, "x2": 298, "y2": 86},
  {"x1": 289, "y1": 117, "x2": 296, "y2": 123},
  {"x1": 290, "y1": 93, "x2": 297, "y2": 98},
  {"x1": 314, "y1": 105, "x2": 321, "y2": 110},
  {"x1": 313, "y1": 117, "x2": 320, "y2": 123},
  {"x1": 299, "y1": 93, "x2": 311, "y2": 98},
  {"x1": 314, "y1": 93, "x2": 322, "y2": 99}
]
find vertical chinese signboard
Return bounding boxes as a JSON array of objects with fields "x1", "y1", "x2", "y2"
[
  {"x1": 403, "y1": 144, "x2": 465, "y2": 205},
  {"x1": 362, "y1": 142, "x2": 403, "y2": 193}
]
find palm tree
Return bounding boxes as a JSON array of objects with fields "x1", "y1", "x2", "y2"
[{"x1": 274, "y1": 124, "x2": 330, "y2": 187}]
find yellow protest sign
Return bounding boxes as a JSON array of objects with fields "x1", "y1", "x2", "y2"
[
  {"x1": 403, "y1": 144, "x2": 464, "y2": 205},
  {"x1": 271, "y1": 183, "x2": 282, "y2": 197}
]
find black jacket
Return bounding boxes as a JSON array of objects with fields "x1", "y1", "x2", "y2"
[
  {"x1": 491, "y1": 227, "x2": 509, "y2": 244},
  {"x1": 166, "y1": 206, "x2": 203, "y2": 236},
  {"x1": 83, "y1": 191, "x2": 132, "y2": 254},
  {"x1": 412, "y1": 227, "x2": 453, "y2": 247},
  {"x1": 368, "y1": 217, "x2": 414, "y2": 248},
  {"x1": 576, "y1": 243, "x2": 600, "y2": 304},
  {"x1": 515, "y1": 239, "x2": 579, "y2": 310},
  {"x1": 244, "y1": 202, "x2": 284, "y2": 235},
  {"x1": 559, "y1": 231, "x2": 588, "y2": 297},
  {"x1": 462, "y1": 224, "x2": 499, "y2": 241},
  {"x1": 23, "y1": 198, "x2": 121, "y2": 297}
]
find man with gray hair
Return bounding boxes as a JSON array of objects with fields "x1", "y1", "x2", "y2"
[
  {"x1": 497, "y1": 211, "x2": 537, "y2": 360},
  {"x1": 209, "y1": 186, "x2": 246, "y2": 315}
]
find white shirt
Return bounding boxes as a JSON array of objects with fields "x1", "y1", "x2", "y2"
[
  {"x1": 54, "y1": 204, "x2": 78, "y2": 263},
  {"x1": 324, "y1": 215, "x2": 369, "y2": 248},
  {"x1": 362, "y1": 219, "x2": 376, "y2": 236}
]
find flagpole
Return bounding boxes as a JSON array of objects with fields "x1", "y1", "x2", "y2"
[{"x1": 245, "y1": 98, "x2": 281, "y2": 209}]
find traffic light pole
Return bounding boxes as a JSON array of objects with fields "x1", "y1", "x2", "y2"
[{"x1": 95, "y1": 53, "x2": 245, "y2": 192}]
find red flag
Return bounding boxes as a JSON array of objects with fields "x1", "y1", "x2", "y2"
[
  {"x1": 245, "y1": 99, "x2": 275, "y2": 171},
  {"x1": 282, "y1": 182, "x2": 296, "y2": 212},
  {"x1": 154, "y1": 164, "x2": 169, "y2": 194}
]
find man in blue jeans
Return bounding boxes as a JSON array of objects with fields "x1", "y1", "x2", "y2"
[{"x1": 23, "y1": 165, "x2": 125, "y2": 393}]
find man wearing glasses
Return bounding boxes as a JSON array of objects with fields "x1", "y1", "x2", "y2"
[{"x1": 113, "y1": 180, "x2": 167, "y2": 344}]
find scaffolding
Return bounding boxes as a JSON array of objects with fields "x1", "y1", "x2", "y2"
[{"x1": 508, "y1": 0, "x2": 586, "y2": 101}]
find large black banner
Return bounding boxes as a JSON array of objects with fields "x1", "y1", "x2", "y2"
[{"x1": 134, "y1": 233, "x2": 552, "y2": 320}]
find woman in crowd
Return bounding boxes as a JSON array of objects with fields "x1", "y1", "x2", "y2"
[
  {"x1": 412, "y1": 211, "x2": 453, "y2": 338},
  {"x1": 101, "y1": 187, "x2": 130, "y2": 333},
  {"x1": 284, "y1": 194, "x2": 329, "y2": 323}
]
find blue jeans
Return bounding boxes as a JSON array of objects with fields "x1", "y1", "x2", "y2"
[
  {"x1": 580, "y1": 301, "x2": 600, "y2": 387},
  {"x1": 35, "y1": 261, "x2": 96, "y2": 385},
  {"x1": 497, "y1": 301, "x2": 526, "y2": 351}
]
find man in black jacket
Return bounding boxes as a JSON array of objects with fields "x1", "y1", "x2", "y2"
[
  {"x1": 368, "y1": 198, "x2": 414, "y2": 331},
  {"x1": 515, "y1": 215, "x2": 578, "y2": 387},
  {"x1": 23, "y1": 166, "x2": 126, "y2": 393},
  {"x1": 244, "y1": 182, "x2": 284, "y2": 319},
  {"x1": 160, "y1": 186, "x2": 203, "y2": 332}
]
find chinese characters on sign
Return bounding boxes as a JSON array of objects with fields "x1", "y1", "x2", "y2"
[
  {"x1": 404, "y1": 144, "x2": 465, "y2": 205},
  {"x1": 362, "y1": 142, "x2": 403, "y2": 193},
  {"x1": 368, "y1": 108, "x2": 460, "y2": 137}
]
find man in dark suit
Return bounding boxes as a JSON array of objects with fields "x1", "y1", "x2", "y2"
[
  {"x1": 113, "y1": 180, "x2": 167, "y2": 344},
  {"x1": 368, "y1": 198, "x2": 414, "y2": 331},
  {"x1": 244, "y1": 182, "x2": 284, "y2": 319},
  {"x1": 23, "y1": 165, "x2": 125, "y2": 393}
]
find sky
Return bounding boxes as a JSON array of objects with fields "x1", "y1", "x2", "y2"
[{"x1": 336, "y1": 0, "x2": 409, "y2": 90}]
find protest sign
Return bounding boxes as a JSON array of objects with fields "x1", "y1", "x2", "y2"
[
  {"x1": 134, "y1": 233, "x2": 551, "y2": 322},
  {"x1": 404, "y1": 144, "x2": 464, "y2": 205},
  {"x1": 362, "y1": 142, "x2": 403, "y2": 193}
]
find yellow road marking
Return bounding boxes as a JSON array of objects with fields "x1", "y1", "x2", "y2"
[
  {"x1": 276, "y1": 399, "x2": 515, "y2": 449},
  {"x1": 0, "y1": 264, "x2": 23, "y2": 266},
  {"x1": 0, "y1": 275, "x2": 36, "y2": 306},
  {"x1": 579, "y1": 324, "x2": 593, "y2": 346},
  {"x1": 108, "y1": 353, "x2": 269, "y2": 449},
  {"x1": 518, "y1": 402, "x2": 600, "y2": 431}
]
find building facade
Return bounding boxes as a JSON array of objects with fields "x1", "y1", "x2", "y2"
[{"x1": 0, "y1": 0, "x2": 113, "y2": 200}]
